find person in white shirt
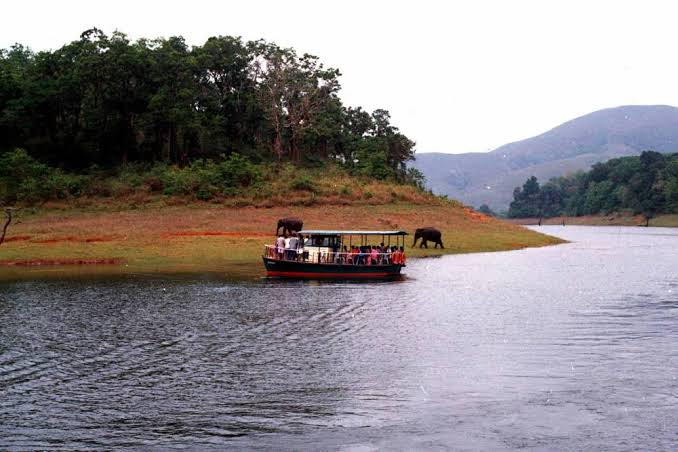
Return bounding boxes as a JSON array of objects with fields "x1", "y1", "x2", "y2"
[
  {"x1": 286, "y1": 234, "x2": 299, "y2": 260},
  {"x1": 275, "y1": 235, "x2": 285, "y2": 259}
]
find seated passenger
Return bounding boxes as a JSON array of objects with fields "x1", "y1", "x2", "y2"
[
  {"x1": 350, "y1": 246, "x2": 359, "y2": 264},
  {"x1": 340, "y1": 246, "x2": 348, "y2": 264},
  {"x1": 383, "y1": 245, "x2": 392, "y2": 264},
  {"x1": 370, "y1": 245, "x2": 379, "y2": 265},
  {"x1": 392, "y1": 247, "x2": 401, "y2": 264},
  {"x1": 399, "y1": 246, "x2": 407, "y2": 265},
  {"x1": 359, "y1": 246, "x2": 368, "y2": 265}
]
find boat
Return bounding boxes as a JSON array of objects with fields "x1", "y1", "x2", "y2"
[{"x1": 262, "y1": 230, "x2": 408, "y2": 279}]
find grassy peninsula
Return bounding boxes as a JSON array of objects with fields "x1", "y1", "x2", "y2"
[{"x1": 0, "y1": 192, "x2": 562, "y2": 280}]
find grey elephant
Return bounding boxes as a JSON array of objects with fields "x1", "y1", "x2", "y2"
[
  {"x1": 412, "y1": 227, "x2": 444, "y2": 248},
  {"x1": 276, "y1": 217, "x2": 303, "y2": 236}
]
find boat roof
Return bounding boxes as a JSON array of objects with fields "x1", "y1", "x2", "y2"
[{"x1": 298, "y1": 230, "x2": 408, "y2": 236}]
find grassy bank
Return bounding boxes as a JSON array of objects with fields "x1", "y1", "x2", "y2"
[
  {"x1": 0, "y1": 198, "x2": 563, "y2": 280},
  {"x1": 507, "y1": 213, "x2": 678, "y2": 227}
]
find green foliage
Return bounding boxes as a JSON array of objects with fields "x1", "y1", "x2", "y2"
[
  {"x1": 508, "y1": 176, "x2": 542, "y2": 218},
  {"x1": 0, "y1": 29, "x2": 420, "y2": 188},
  {"x1": 0, "y1": 148, "x2": 52, "y2": 203},
  {"x1": 477, "y1": 204, "x2": 496, "y2": 216},
  {"x1": 0, "y1": 148, "x2": 266, "y2": 203},
  {"x1": 154, "y1": 154, "x2": 261, "y2": 200},
  {"x1": 508, "y1": 151, "x2": 678, "y2": 219},
  {"x1": 289, "y1": 174, "x2": 317, "y2": 192},
  {"x1": 217, "y1": 153, "x2": 261, "y2": 188}
]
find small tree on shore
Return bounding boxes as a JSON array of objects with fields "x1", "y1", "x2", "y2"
[{"x1": 0, "y1": 207, "x2": 13, "y2": 246}]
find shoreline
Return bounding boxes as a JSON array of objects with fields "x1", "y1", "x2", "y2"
[
  {"x1": 506, "y1": 213, "x2": 678, "y2": 228},
  {"x1": 0, "y1": 203, "x2": 564, "y2": 281}
]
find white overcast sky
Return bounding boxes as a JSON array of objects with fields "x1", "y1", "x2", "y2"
[{"x1": 2, "y1": 0, "x2": 678, "y2": 154}]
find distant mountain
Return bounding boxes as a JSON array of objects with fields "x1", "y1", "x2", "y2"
[{"x1": 413, "y1": 105, "x2": 678, "y2": 211}]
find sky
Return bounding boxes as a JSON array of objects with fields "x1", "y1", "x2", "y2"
[{"x1": 3, "y1": 0, "x2": 678, "y2": 154}]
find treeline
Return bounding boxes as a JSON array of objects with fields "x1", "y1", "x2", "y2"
[
  {"x1": 0, "y1": 29, "x2": 422, "y2": 186},
  {"x1": 508, "y1": 151, "x2": 678, "y2": 222}
]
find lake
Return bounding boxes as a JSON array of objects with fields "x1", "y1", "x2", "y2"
[{"x1": 0, "y1": 226, "x2": 676, "y2": 450}]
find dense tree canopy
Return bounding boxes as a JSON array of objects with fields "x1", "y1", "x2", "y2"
[
  {"x1": 508, "y1": 151, "x2": 678, "y2": 222},
  {"x1": 0, "y1": 29, "x2": 421, "y2": 185}
]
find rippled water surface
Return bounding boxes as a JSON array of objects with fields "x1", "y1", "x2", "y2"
[{"x1": 1, "y1": 226, "x2": 677, "y2": 450}]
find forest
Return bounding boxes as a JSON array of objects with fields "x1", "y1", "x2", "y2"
[
  {"x1": 0, "y1": 29, "x2": 423, "y2": 204},
  {"x1": 508, "y1": 151, "x2": 678, "y2": 223}
]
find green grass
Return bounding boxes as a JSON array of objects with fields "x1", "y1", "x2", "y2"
[
  {"x1": 0, "y1": 199, "x2": 564, "y2": 281},
  {"x1": 650, "y1": 214, "x2": 678, "y2": 227}
]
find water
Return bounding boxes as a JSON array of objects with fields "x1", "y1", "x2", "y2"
[{"x1": 0, "y1": 226, "x2": 676, "y2": 450}]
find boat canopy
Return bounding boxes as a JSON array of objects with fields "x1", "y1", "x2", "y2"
[{"x1": 298, "y1": 230, "x2": 408, "y2": 236}]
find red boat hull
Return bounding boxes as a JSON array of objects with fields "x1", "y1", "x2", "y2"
[{"x1": 263, "y1": 257, "x2": 404, "y2": 279}]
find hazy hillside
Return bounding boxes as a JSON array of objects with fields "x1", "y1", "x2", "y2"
[{"x1": 414, "y1": 105, "x2": 678, "y2": 211}]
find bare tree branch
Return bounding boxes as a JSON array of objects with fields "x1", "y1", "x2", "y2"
[{"x1": 0, "y1": 208, "x2": 13, "y2": 246}]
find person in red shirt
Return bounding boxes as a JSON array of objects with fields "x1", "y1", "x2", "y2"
[
  {"x1": 399, "y1": 246, "x2": 406, "y2": 265},
  {"x1": 350, "y1": 246, "x2": 359, "y2": 264},
  {"x1": 392, "y1": 246, "x2": 401, "y2": 265}
]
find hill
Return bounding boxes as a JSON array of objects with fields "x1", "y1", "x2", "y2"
[{"x1": 413, "y1": 105, "x2": 678, "y2": 211}]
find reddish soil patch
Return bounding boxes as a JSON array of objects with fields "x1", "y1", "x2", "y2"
[
  {"x1": 165, "y1": 231, "x2": 270, "y2": 238},
  {"x1": 84, "y1": 237, "x2": 112, "y2": 243},
  {"x1": 0, "y1": 258, "x2": 124, "y2": 266},
  {"x1": 2, "y1": 235, "x2": 31, "y2": 242},
  {"x1": 31, "y1": 236, "x2": 114, "y2": 244},
  {"x1": 462, "y1": 208, "x2": 491, "y2": 223}
]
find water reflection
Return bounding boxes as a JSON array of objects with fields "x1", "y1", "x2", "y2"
[{"x1": 0, "y1": 226, "x2": 676, "y2": 450}]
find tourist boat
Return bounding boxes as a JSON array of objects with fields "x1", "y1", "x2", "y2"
[{"x1": 262, "y1": 230, "x2": 408, "y2": 278}]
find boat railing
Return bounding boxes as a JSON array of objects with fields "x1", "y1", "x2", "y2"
[{"x1": 263, "y1": 245, "x2": 403, "y2": 265}]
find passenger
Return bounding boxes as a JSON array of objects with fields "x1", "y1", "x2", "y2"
[
  {"x1": 351, "y1": 246, "x2": 359, "y2": 264},
  {"x1": 392, "y1": 247, "x2": 401, "y2": 264},
  {"x1": 383, "y1": 245, "x2": 392, "y2": 264},
  {"x1": 298, "y1": 234, "x2": 307, "y2": 261},
  {"x1": 399, "y1": 246, "x2": 407, "y2": 265},
  {"x1": 276, "y1": 234, "x2": 286, "y2": 260},
  {"x1": 286, "y1": 233, "x2": 299, "y2": 260},
  {"x1": 340, "y1": 246, "x2": 349, "y2": 264},
  {"x1": 331, "y1": 241, "x2": 340, "y2": 263},
  {"x1": 370, "y1": 245, "x2": 379, "y2": 265}
]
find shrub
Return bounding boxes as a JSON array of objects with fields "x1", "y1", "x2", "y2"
[
  {"x1": 46, "y1": 171, "x2": 88, "y2": 199},
  {"x1": 196, "y1": 185, "x2": 218, "y2": 201},
  {"x1": 290, "y1": 174, "x2": 317, "y2": 192},
  {"x1": 0, "y1": 148, "x2": 53, "y2": 203},
  {"x1": 222, "y1": 187, "x2": 239, "y2": 197},
  {"x1": 217, "y1": 153, "x2": 261, "y2": 188}
]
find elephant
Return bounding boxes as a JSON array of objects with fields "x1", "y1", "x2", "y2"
[
  {"x1": 412, "y1": 227, "x2": 444, "y2": 249},
  {"x1": 276, "y1": 217, "x2": 303, "y2": 236}
]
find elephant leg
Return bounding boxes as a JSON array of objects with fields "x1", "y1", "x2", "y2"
[{"x1": 439, "y1": 241, "x2": 444, "y2": 249}]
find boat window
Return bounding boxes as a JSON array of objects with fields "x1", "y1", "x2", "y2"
[{"x1": 305, "y1": 236, "x2": 340, "y2": 247}]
